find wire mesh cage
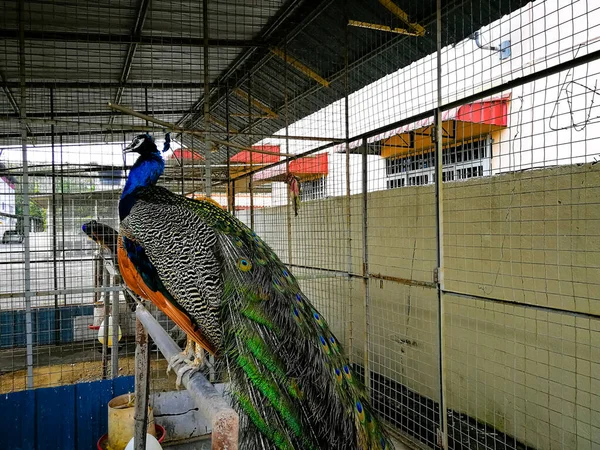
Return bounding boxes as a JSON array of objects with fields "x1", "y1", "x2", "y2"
[{"x1": 0, "y1": 0, "x2": 599, "y2": 449}]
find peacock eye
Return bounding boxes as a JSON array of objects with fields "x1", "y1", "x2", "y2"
[{"x1": 237, "y1": 258, "x2": 252, "y2": 272}]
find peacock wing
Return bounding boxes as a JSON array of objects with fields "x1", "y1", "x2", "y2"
[{"x1": 119, "y1": 199, "x2": 223, "y2": 354}]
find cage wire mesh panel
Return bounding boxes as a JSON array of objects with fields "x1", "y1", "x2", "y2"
[{"x1": 0, "y1": 0, "x2": 600, "y2": 450}]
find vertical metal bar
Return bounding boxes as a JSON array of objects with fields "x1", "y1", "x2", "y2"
[
  {"x1": 344, "y1": 0, "x2": 353, "y2": 356},
  {"x1": 144, "y1": 87, "x2": 149, "y2": 125},
  {"x1": 102, "y1": 267, "x2": 110, "y2": 380},
  {"x1": 50, "y1": 87, "x2": 60, "y2": 345},
  {"x1": 111, "y1": 272, "x2": 120, "y2": 378},
  {"x1": 60, "y1": 135, "x2": 67, "y2": 306},
  {"x1": 248, "y1": 74, "x2": 254, "y2": 229},
  {"x1": 226, "y1": 89, "x2": 232, "y2": 212},
  {"x1": 435, "y1": 0, "x2": 448, "y2": 448},
  {"x1": 94, "y1": 253, "x2": 102, "y2": 303},
  {"x1": 134, "y1": 317, "x2": 150, "y2": 450},
  {"x1": 19, "y1": 0, "x2": 33, "y2": 390},
  {"x1": 284, "y1": 41, "x2": 293, "y2": 265},
  {"x1": 203, "y1": 0, "x2": 212, "y2": 197},
  {"x1": 361, "y1": 140, "x2": 370, "y2": 392}
]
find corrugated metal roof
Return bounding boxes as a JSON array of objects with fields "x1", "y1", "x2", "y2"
[{"x1": 0, "y1": 0, "x2": 531, "y2": 168}]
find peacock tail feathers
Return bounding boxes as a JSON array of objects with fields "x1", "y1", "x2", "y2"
[{"x1": 120, "y1": 182, "x2": 393, "y2": 450}]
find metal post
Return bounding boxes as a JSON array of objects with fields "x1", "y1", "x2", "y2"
[
  {"x1": 248, "y1": 74, "x2": 254, "y2": 229},
  {"x1": 134, "y1": 317, "x2": 150, "y2": 450},
  {"x1": 19, "y1": 0, "x2": 33, "y2": 390},
  {"x1": 111, "y1": 272, "x2": 120, "y2": 378},
  {"x1": 284, "y1": 41, "x2": 293, "y2": 265},
  {"x1": 203, "y1": 0, "x2": 212, "y2": 197},
  {"x1": 226, "y1": 89, "x2": 232, "y2": 212},
  {"x1": 344, "y1": 0, "x2": 353, "y2": 355},
  {"x1": 435, "y1": 0, "x2": 448, "y2": 448},
  {"x1": 101, "y1": 267, "x2": 110, "y2": 379},
  {"x1": 361, "y1": 139, "x2": 370, "y2": 391},
  {"x1": 50, "y1": 88, "x2": 61, "y2": 345},
  {"x1": 60, "y1": 135, "x2": 67, "y2": 306}
]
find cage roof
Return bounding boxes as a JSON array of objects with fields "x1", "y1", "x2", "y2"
[{"x1": 0, "y1": 0, "x2": 530, "y2": 166}]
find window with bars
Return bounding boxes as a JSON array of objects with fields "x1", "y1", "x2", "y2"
[
  {"x1": 300, "y1": 177, "x2": 327, "y2": 201},
  {"x1": 386, "y1": 137, "x2": 490, "y2": 189}
]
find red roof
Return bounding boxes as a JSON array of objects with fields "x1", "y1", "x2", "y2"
[
  {"x1": 230, "y1": 145, "x2": 280, "y2": 164},
  {"x1": 253, "y1": 153, "x2": 328, "y2": 182},
  {"x1": 289, "y1": 153, "x2": 328, "y2": 175},
  {"x1": 170, "y1": 149, "x2": 204, "y2": 161}
]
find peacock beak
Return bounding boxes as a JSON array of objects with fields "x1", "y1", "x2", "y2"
[{"x1": 123, "y1": 142, "x2": 137, "y2": 153}]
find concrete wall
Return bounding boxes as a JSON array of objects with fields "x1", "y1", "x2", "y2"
[{"x1": 242, "y1": 161, "x2": 600, "y2": 450}]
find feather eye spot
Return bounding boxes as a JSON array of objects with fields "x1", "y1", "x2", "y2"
[
  {"x1": 343, "y1": 365, "x2": 352, "y2": 381},
  {"x1": 356, "y1": 401, "x2": 365, "y2": 422},
  {"x1": 334, "y1": 367, "x2": 343, "y2": 383},
  {"x1": 329, "y1": 336, "x2": 338, "y2": 351},
  {"x1": 232, "y1": 236, "x2": 243, "y2": 247},
  {"x1": 237, "y1": 258, "x2": 252, "y2": 272},
  {"x1": 319, "y1": 335, "x2": 331, "y2": 354},
  {"x1": 313, "y1": 312, "x2": 324, "y2": 326},
  {"x1": 292, "y1": 307, "x2": 302, "y2": 324}
]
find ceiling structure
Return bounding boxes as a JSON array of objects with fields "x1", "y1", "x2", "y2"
[{"x1": 0, "y1": 0, "x2": 530, "y2": 180}]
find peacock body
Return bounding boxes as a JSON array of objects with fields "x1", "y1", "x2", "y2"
[{"x1": 118, "y1": 134, "x2": 393, "y2": 450}]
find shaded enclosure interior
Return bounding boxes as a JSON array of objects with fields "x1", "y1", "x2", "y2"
[{"x1": 0, "y1": 0, "x2": 599, "y2": 449}]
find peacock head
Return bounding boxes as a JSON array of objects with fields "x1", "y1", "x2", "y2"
[
  {"x1": 123, "y1": 133, "x2": 170, "y2": 156},
  {"x1": 123, "y1": 133, "x2": 158, "y2": 155}
]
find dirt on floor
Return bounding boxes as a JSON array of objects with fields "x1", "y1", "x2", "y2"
[{"x1": 0, "y1": 357, "x2": 177, "y2": 393}]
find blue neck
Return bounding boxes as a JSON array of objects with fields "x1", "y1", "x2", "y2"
[{"x1": 119, "y1": 151, "x2": 164, "y2": 219}]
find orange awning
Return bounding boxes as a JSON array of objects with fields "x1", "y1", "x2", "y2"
[{"x1": 335, "y1": 95, "x2": 510, "y2": 157}]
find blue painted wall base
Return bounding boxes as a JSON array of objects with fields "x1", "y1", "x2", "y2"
[{"x1": 0, "y1": 376, "x2": 134, "y2": 450}]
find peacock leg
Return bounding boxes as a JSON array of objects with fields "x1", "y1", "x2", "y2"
[
  {"x1": 192, "y1": 342, "x2": 205, "y2": 367},
  {"x1": 166, "y1": 337, "x2": 195, "y2": 388}
]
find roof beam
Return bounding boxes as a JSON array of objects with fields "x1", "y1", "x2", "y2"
[
  {"x1": 0, "y1": 29, "x2": 262, "y2": 48},
  {"x1": 2, "y1": 81, "x2": 207, "y2": 89},
  {"x1": 110, "y1": 0, "x2": 151, "y2": 122},
  {"x1": 1, "y1": 109, "x2": 190, "y2": 119}
]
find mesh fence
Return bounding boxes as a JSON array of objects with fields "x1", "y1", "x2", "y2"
[{"x1": 1, "y1": 0, "x2": 599, "y2": 449}]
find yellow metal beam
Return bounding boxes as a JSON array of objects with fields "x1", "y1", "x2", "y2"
[
  {"x1": 233, "y1": 88, "x2": 278, "y2": 118},
  {"x1": 270, "y1": 48, "x2": 330, "y2": 88},
  {"x1": 230, "y1": 113, "x2": 278, "y2": 119},
  {"x1": 209, "y1": 115, "x2": 239, "y2": 134},
  {"x1": 348, "y1": 20, "x2": 421, "y2": 36},
  {"x1": 378, "y1": 0, "x2": 425, "y2": 36}
]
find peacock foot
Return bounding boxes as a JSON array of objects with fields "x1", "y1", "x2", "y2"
[{"x1": 167, "y1": 338, "x2": 205, "y2": 389}]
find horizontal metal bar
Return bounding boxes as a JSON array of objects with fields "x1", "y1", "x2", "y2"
[
  {"x1": 1, "y1": 81, "x2": 208, "y2": 89},
  {"x1": 135, "y1": 304, "x2": 239, "y2": 449},
  {"x1": 369, "y1": 272, "x2": 436, "y2": 288},
  {"x1": 442, "y1": 289, "x2": 600, "y2": 321},
  {"x1": 0, "y1": 285, "x2": 122, "y2": 299},
  {"x1": 0, "y1": 29, "x2": 263, "y2": 48}
]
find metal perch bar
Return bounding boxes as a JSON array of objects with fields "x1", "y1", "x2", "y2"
[
  {"x1": 106, "y1": 102, "x2": 296, "y2": 157},
  {"x1": 135, "y1": 304, "x2": 239, "y2": 450}
]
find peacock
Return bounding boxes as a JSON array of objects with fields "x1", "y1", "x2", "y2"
[
  {"x1": 118, "y1": 133, "x2": 393, "y2": 450},
  {"x1": 82, "y1": 219, "x2": 136, "y2": 311}
]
